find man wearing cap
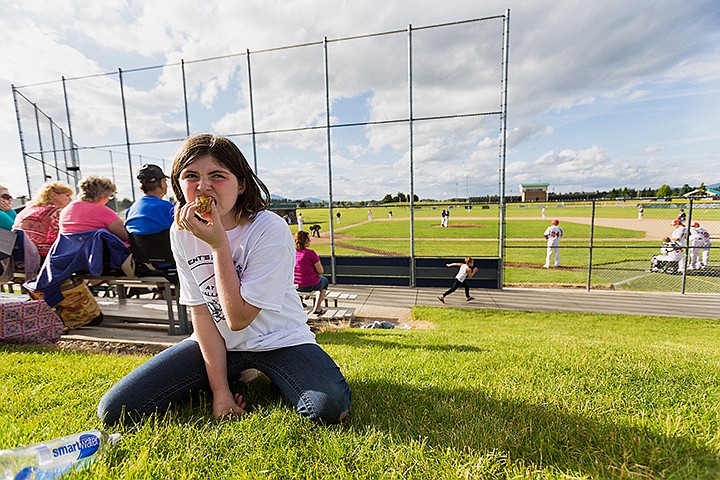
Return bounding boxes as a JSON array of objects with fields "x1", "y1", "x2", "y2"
[
  {"x1": 670, "y1": 219, "x2": 688, "y2": 272},
  {"x1": 543, "y1": 219, "x2": 563, "y2": 268},
  {"x1": 689, "y1": 221, "x2": 711, "y2": 269},
  {"x1": 124, "y1": 164, "x2": 174, "y2": 235}
]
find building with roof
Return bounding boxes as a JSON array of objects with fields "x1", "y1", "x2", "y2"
[{"x1": 519, "y1": 183, "x2": 549, "y2": 202}]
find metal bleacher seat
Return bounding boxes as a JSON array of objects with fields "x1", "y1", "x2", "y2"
[{"x1": 100, "y1": 230, "x2": 190, "y2": 335}]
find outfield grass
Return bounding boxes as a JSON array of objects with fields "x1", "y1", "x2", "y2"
[
  {"x1": 339, "y1": 219, "x2": 644, "y2": 240},
  {"x1": 293, "y1": 202, "x2": 720, "y2": 294},
  {"x1": 298, "y1": 201, "x2": 720, "y2": 223},
  {"x1": 1, "y1": 307, "x2": 719, "y2": 478}
]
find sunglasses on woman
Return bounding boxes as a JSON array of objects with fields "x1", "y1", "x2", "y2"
[{"x1": 0, "y1": 194, "x2": 12, "y2": 201}]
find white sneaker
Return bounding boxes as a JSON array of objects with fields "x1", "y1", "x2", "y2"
[{"x1": 239, "y1": 368, "x2": 259, "y2": 384}]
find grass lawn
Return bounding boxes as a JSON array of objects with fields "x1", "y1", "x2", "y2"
[
  {"x1": 337, "y1": 219, "x2": 644, "y2": 240},
  {"x1": 1, "y1": 308, "x2": 719, "y2": 478}
]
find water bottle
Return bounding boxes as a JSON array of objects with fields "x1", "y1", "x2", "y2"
[{"x1": 0, "y1": 430, "x2": 120, "y2": 480}]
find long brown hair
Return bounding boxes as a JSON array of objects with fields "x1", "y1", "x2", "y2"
[
  {"x1": 294, "y1": 230, "x2": 311, "y2": 250},
  {"x1": 171, "y1": 134, "x2": 270, "y2": 225}
]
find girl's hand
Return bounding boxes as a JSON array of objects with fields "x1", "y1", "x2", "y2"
[
  {"x1": 178, "y1": 200, "x2": 228, "y2": 250},
  {"x1": 0, "y1": 197, "x2": 12, "y2": 212},
  {"x1": 213, "y1": 392, "x2": 247, "y2": 418}
]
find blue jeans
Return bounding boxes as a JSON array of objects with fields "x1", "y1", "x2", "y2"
[
  {"x1": 98, "y1": 340, "x2": 351, "y2": 426},
  {"x1": 296, "y1": 275, "x2": 329, "y2": 293}
]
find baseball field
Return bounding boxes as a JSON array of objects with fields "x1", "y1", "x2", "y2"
[{"x1": 293, "y1": 200, "x2": 720, "y2": 294}]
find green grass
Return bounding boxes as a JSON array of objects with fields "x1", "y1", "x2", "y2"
[
  {"x1": 2, "y1": 308, "x2": 720, "y2": 478},
  {"x1": 336, "y1": 219, "x2": 643, "y2": 240}
]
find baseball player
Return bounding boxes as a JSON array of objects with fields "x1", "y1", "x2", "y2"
[
  {"x1": 650, "y1": 236, "x2": 682, "y2": 273},
  {"x1": 689, "y1": 221, "x2": 712, "y2": 269},
  {"x1": 543, "y1": 219, "x2": 563, "y2": 268},
  {"x1": 670, "y1": 219, "x2": 688, "y2": 272}
]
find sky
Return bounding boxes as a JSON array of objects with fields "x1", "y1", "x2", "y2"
[{"x1": 0, "y1": 0, "x2": 718, "y2": 202}]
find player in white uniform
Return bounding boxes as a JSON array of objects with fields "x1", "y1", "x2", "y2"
[
  {"x1": 543, "y1": 219, "x2": 563, "y2": 268},
  {"x1": 689, "y1": 221, "x2": 712, "y2": 269},
  {"x1": 651, "y1": 236, "x2": 682, "y2": 273},
  {"x1": 670, "y1": 219, "x2": 688, "y2": 272}
]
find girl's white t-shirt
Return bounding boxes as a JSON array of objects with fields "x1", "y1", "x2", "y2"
[
  {"x1": 171, "y1": 209, "x2": 316, "y2": 351},
  {"x1": 455, "y1": 265, "x2": 469, "y2": 282}
]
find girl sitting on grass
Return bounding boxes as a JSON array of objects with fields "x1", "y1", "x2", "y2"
[
  {"x1": 98, "y1": 134, "x2": 351, "y2": 426},
  {"x1": 438, "y1": 257, "x2": 478, "y2": 303}
]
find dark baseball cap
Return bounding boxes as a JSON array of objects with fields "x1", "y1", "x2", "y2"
[{"x1": 137, "y1": 164, "x2": 167, "y2": 183}]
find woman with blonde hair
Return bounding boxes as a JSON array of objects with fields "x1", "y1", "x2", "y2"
[
  {"x1": 13, "y1": 181, "x2": 73, "y2": 258},
  {"x1": 59, "y1": 176, "x2": 128, "y2": 243}
]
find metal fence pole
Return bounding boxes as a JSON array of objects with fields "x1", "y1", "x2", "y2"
[
  {"x1": 60, "y1": 134, "x2": 70, "y2": 184},
  {"x1": 181, "y1": 59, "x2": 190, "y2": 137},
  {"x1": 681, "y1": 198, "x2": 694, "y2": 294},
  {"x1": 62, "y1": 76, "x2": 80, "y2": 189},
  {"x1": 587, "y1": 199, "x2": 596, "y2": 291},
  {"x1": 109, "y1": 150, "x2": 117, "y2": 186},
  {"x1": 34, "y1": 103, "x2": 48, "y2": 183},
  {"x1": 408, "y1": 24, "x2": 416, "y2": 287},
  {"x1": 498, "y1": 9, "x2": 511, "y2": 288},
  {"x1": 323, "y1": 37, "x2": 337, "y2": 283},
  {"x1": 118, "y1": 68, "x2": 135, "y2": 203},
  {"x1": 246, "y1": 49, "x2": 259, "y2": 174},
  {"x1": 11, "y1": 85, "x2": 32, "y2": 199},
  {"x1": 49, "y1": 120, "x2": 59, "y2": 180}
]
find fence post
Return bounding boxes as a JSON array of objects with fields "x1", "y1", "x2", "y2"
[
  {"x1": 323, "y1": 37, "x2": 337, "y2": 284},
  {"x1": 586, "y1": 199, "x2": 596, "y2": 291},
  {"x1": 498, "y1": 9, "x2": 511, "y2": 288},
  {"x1": 11, "y1": 85, "x2": 32, "y2": 199},
  {"x1": 681, "y1": 198, "x2": 694, "y2": 294},
  {"x1": 62, "y1": 76, "x2": 80, "y2": 189},
  {"x1": 33, "y1": 103, "x2": 49, "y2": 183},
  {"x1": 181, "y1": 59, "x2": 190, "y2": 137},
  {"x1": 118, "y1": 68, "x2": 135, "y2": 203},
  {"x1": 49, "y1": 119, "x2": 60, "y2": 180},
  {"x1": 408, "y1": 24, "x2": 416, "y2": 287},
  {"x1": 246, "y1": 50, "x2": 259, "y2": 174}
]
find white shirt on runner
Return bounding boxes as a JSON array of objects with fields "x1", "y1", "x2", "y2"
[
  {"x1": 171, "y1": 209, "x2": 316, "y2": 351},
  {"x1": 455, "y1": 265, "x2": 471, "y2": 282}
]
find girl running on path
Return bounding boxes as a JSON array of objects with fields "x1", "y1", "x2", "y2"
[{"x1": 438, "y1": 257, "x2": 478, "y2": 303}]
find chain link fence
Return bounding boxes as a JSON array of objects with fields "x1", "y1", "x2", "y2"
[
  {"x1": 11, "y1": 15, "x2": 509, "y2": 210},
  {"x1": 503, "y1": 197, "x2": 719, "y2": 294}
]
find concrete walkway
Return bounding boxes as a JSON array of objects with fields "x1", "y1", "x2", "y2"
[{"x1": 58, "y1": 286, "x2": 720, "y2": 350}]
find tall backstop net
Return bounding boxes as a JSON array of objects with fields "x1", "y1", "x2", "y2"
[{"x1": 12, "y1": 14, "x2": 511, "y2": 282}]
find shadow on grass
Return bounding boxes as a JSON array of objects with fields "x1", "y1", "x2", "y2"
[
  {"x1": 348, "y1": 379, "x2": 719, "y2": 477},
  {"x1": 320, "y1": 330, "x2": 489, "y2": 353}
]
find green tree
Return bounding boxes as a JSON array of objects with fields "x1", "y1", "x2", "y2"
[
  {"x1": 656, "y1": 184, "x2": 672, "y2": 197},
  {"x1": 679, "y1": 184, "x2": 693, "y2": 196},
  {"x1": 381, "y1": 194, "x2": 394, "y2": 204}
]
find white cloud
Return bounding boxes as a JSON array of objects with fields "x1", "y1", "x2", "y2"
[{"x1": 1, "y1": 0, "x2": 719, "y2": 200}]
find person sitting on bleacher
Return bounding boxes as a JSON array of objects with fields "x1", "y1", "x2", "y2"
[
  {"x1": 0, "y1": 184, "x2": 17, "y2": 232},
  {"x1": 12, "y1": 181, "x2": 73, "y2": 260},
  {"x1": 124, "y1": 164, "x2": 174, "y2": 236},
  {"x1": 59, "y1": 176, "x2": 129, "y2": 245},
  {"x1": 294, "y1": 230, "x2": 329, "y2": 315}
]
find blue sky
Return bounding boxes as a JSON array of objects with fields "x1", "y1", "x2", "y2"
[{"x1": 0, "y1": 0, "x2": 718, "y2": 202}]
